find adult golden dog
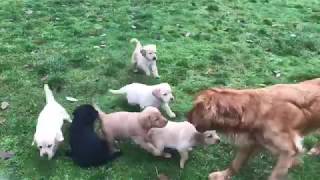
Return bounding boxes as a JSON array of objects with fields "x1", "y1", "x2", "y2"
[{"x1": 188, "y1": 78, "x2": 320, "y2": 180}]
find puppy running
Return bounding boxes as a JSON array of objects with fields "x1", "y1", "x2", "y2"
[
  {"x1": 69, "y1": 104, "x2": 121, "y2": 167},
  {"x1": 109, "y1": 83, "x2": 176, "y2": 118},
  {"x1": 32, "y1": 84, "x2": 71, "y2": 160},
  {"x1": 96, "y1": 105, "x2": 168, "y2": 155},
  {"x1": 131, "y1": 38, "x2": 159, "y2": 78},
  {"x1": 148, "y1": 121, "x2": 220, "y2": 168}
]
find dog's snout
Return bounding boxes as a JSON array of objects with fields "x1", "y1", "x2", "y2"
[
  {"x1": 216, "y1": 139, "x2": 221, "y2": 144},
  {"x1": 170, "y1": 97, "x2": 174, "y2": 101},
  {"x1": 153, "y1": 57, "x2": 157, "y2": 61}
]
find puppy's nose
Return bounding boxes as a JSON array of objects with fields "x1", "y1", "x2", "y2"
[
  {"x1": 153, "y1": 57, "x2": 157, "y2": 61},
  {"x1": 216, "y1": 139, "x2": 221, "y2": 144},
  {"x1": 170, "y1": 97, "x2": 174, "y2": 101}
]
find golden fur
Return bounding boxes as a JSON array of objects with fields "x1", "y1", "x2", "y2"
[{"x1": 188, "y1": 78, "x2": 320, "y2": 180}]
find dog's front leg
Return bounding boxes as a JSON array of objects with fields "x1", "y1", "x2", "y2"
[
  {"x1": 268, "y1": 153, "x2": 295, "y2": 180},
  {"x1": 151, "y1": 63, "x2": 160, "y2": 78},
  {"x1": 179, "y1": 150, "x2": 189, "y2": 169},
  {"x1": 143, "y1": 66, "x2": 151, "y2": 76},
  {"x1": 134, "y1": 137, "x2": 161, "y2": 156},
  {"x1": 209, "y1": 145, "x2": 258, "y2": 180},
  {"x1": 161, "y1": 103, "x2": 176, "y2": 118}
]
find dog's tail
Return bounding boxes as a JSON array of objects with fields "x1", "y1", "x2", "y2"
[
  {"x1": 130, "y1": 38, "x2": 142, "y2": 49},
  {"x1": 93, "y1": 103, "x2": 106, "y2": 116},
  {"x1": 108, "y1": 88, "x2": 126, "y2": 95},
  {"x1": 44, "y1": 84, "x2": 55, "y2": 103}
]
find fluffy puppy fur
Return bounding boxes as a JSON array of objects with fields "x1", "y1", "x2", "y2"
[
  {"x1": 97, "y1": 106, "x2": 168, "y2": 154},
  {"x1": 109, "y1": 83, "x2": 176, "y2": 118},
  {"x1": 32, "y1": 84, "x2": 71, "y2": 160},
  {"x1": 69, "y1": 104, "x2": 121, "y2": 167},
  {"x1": 148, "y1": 121, "x2": 220, "y2": 168},
  {"x1": 188, "y1": 78, "x2": 320, "y2": 180},
  {"x1": 130, "y1": 38, "x2": 159, "y2": 78}
]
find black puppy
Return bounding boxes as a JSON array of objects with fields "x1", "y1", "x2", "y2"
[{"x1": 69, "y1": 104, "x2": 121, "y2": 167}]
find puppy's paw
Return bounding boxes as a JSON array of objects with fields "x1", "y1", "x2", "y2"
[
  {"x1": 163, "y1": 153, "x2": 172, "y2": 158},
  {"x1": 168, "y1": 112, "x2": 176, "y2": 118},
  {"x1": 208, "y1": 171, "x2": 230, "y2": 180}
]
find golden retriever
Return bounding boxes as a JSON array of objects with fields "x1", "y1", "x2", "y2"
[{"x1": 188, "y1": 78, "x2": 320, "y2": 180}]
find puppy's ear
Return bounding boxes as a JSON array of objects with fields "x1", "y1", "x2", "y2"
[
  {"x1": 55, "y1": 131, "x2": 64, "y2": 142},
  {"x1": 140, "y1": 49, "x2": 147, "y2": 56},
  {"x1": 141, "y1": 115, "x2": 152, "y2": 130},
  {"x1": 152, "y1": 88, "x2": 162, "y2": 99}
]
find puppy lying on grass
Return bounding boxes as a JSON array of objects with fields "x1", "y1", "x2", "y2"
[
  {"x1": 109, "y1": 83, "x2": 176, "y2": 118},
  {"x1": 148, "y1": 121, "x2": 220, "y2": 168},
  {"x1": 96, "y1": 105, "x2": 167, "y2": 155},
  {"x1": 32, "y1": 84, "x2": 71, "y2": 160},
  {"x1": 130, "y1": 38, "x2": 159, "y2": 78},
  {"x1": 69, "y1": 105, "x2": 121, "y2": 167}
]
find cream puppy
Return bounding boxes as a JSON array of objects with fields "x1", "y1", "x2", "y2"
[
  {"x1": 131, "y1": 38, "x2": 159, "y2": 78},
  {"x1": 32, "y1": 84, "x2": 71, "y2": 160},
  {"x1": 109, "y1": 83, "x2": 176, "y2": 118},
  {"x1": 148, "y1": 121, "x2": 220, "y2": 168},
  {"x1": 97, "y1": 106, "x2": 168, "y2": 154}
]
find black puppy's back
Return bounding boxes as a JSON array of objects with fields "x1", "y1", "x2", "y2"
[{"x1": 69, "y1": 104, "x2": 121, "y2": 167}]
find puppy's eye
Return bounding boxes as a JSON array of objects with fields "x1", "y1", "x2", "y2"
[
  {"x1": 47, "y1": 144, "x2": 52, "y2": 148},
  {"x1": 39, "y1": 146, "x2": 42, "y2": 149},
  {"x1": 207, "y1": 134, "x2": 213, "y2": 138},
  {"x1": 163, "y1": 93, "x2": 168, "y2": 96}
]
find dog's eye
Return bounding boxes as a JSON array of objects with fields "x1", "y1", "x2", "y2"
[
  {"x1": 207, "y1": 134, "x2": 213, "y2": 138},
  {"x1": 47, "y1": 144, "x2": 52, "y2": 148},
  {"x1": 39, "y1": 146, "x2": 42, "y2": 149},
  {"x1": 163, "y1": 93, "x2": 168, "y2": 96}
]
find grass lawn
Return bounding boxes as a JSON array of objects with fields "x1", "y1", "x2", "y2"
[{"x1": 1, "y1": 0, "x2": 320, "y2": 179}]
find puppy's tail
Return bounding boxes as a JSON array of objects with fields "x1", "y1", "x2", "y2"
[
  {"x1": 44, "y1": 84, "x2": 55, "y2": 103},
  {"x1": 93, "y1": 103, "x2": 105, "y2": 116},
  {"x1": 130, "y1": 38, "x2": 142, "y2": 49},
  {"x1": 108, "y1": 89, "x2": 126, "y2": 95}
]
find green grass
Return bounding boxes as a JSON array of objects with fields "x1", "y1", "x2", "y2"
[{"x1": 1, "y1": 0, "x2": 320, "y2": 179}]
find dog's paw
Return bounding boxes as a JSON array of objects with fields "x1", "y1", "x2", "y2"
[
  {"x1": 163, "y1": 153, "x2": 172, "y2": 158},
  {"x1": 308, "y1": 146, "x2": 320, "y2": 156},
  {"x1": 208, "y1": 171, "x2": 230, "y2": 180},
  {"x1": 168, "y1": 112, "x2": 176, "y2": 118}
]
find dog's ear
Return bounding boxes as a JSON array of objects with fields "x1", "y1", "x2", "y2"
[
  {"x1": 152, "y1": 88, "x2": 162, "y2": 99},
  {"x1": 140, "y1": 49, "x2": 147, "y2": 56},
  {"x1": 55, "y1": 131, "x2": 64, "y2": 142},
  {"x1": 141, "y1": 114, "x2": 152, "y2": 130},
  {"x1": 213, "y1": 93, "x2": 243, "y2": 128}
]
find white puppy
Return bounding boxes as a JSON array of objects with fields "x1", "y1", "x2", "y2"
[
  {"x1": 148, "y1": 121, "x2": 220, "y2": 168},
  {"x1": 32, "y1": 84, "x2": 71, "y2": 160},
  {"x1": 109, "y1": 83, "x2": 176, "y2": 118},
  {"x1": 130, "y1": 38, "x2": 159, "y2": 78}
]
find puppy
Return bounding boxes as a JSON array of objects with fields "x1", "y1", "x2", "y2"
[
  {"x1": 130, "y1": 38, "x2": 159, "y2": 78},
  {"x1": 109, "y1": 83, "x2": 176, "y2": 118},
  {"x1": 69, "y1": 104, "x2": 121, "y2": 167},
  {"x1": 148, "y1": 121, "x2": 220, "y2": 168},
  {"x1": 32, "y1": 84, "x2": 71, "y2": 160},
  {"x1": 97, "y1": 106, "x2": 168, "y2": 155},
  {"x1": 188, "y1": 78, "x2": 320, "y2": 180}
]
